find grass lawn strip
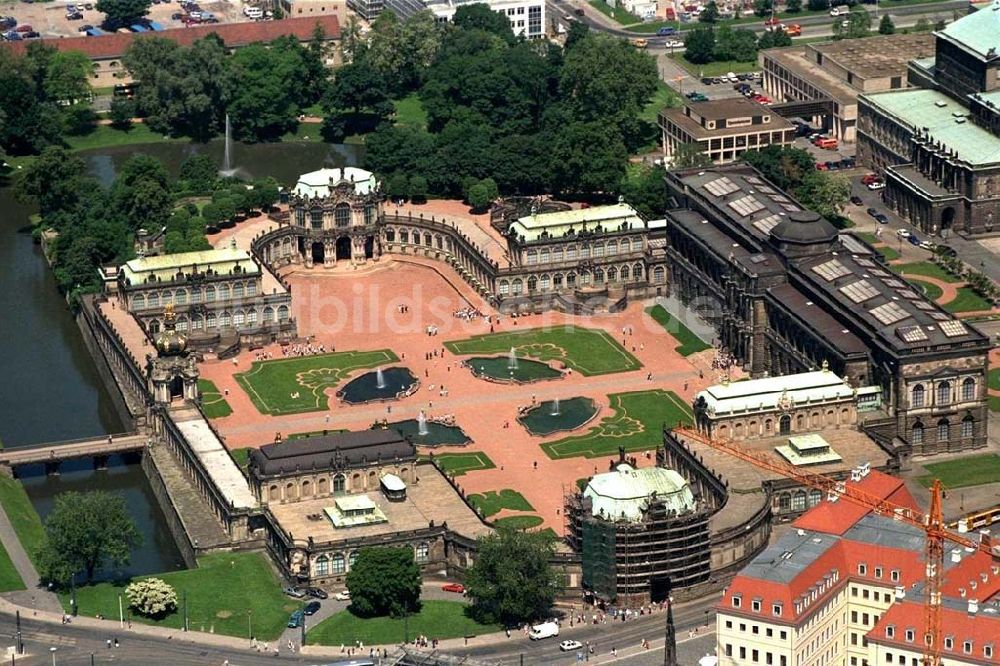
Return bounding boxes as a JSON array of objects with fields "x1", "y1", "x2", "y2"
[
  {"x1": 916, "y1": 454, "x2": 1000, "y2": 489},
  {"x1": 943, "y1": 287, "x2": 993, "y2": 314},
  {"x1": 444, "y1": 326, "x2": 641, "y2": 376},
  {"x1": 895, "y1": 261, "x2": 961, "y2": 283},
  {"x1": 588, "y1": 0, "x2": 642, "y2": 24},
  {"x1": 197, "y1": 378, "x2": 233, "y2": 419},
  {"x1": 0, "y1": 541, "x2": 25, "y2": 593},
  {"x1": 989, "y1": 368, "x2": 1000, "y2": 392},
  {"x1": 878, "y1": 246, "x2": 901, "y2": 262},
  {"x1": 61, "y1": 552, "x2": 292, "y2": 640},
  {"x1": 306, "y1": 600, "x2": 499, "y2": 645},
  {"x1": 645, "y1": 305, "x2": 711, "y2": 356},
  {"x1": 467, "y1": 489, "x2": 533, "y2": 518},
  {"x1": 906, "y1": 278, "x2": 943, "y2": 303},
  {"x1": 990, "y1": 396, "x2": 1000, "y2": 412},
  {"x1": 668, "y1": 54, "x2": 757, "y2": 78},
  {"x1": 432, "y1": 452, "x2": 496, "y2": 477},
  {"x1": 234, "y1": 349, "x2": 399, "y2": 415},
  {"x1": 542, "y1": 390, "x2": 692, "y2": 460},
  {"x1": 393, "y1": 94, "x2": 428, "y2": 128},
  {"x1": 0, "y1": 476, "x2": 46, "y2": 565},
  {"x1": 641, "y1": 81, "x2": 683, "y2": 124},
  {"x1": 230, "y1": 448, "x2": 250, "y2": 471},
  {"x1": 493, "y1": 515, "x2": 544, "y2": 530}
]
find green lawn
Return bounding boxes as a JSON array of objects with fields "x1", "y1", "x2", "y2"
[
  {"x1": 306, "y1": 600, "x2": 499, "y2": 645},
  {"x1": 588, "y1": 0, "x2": 642, "y2": 25},
  {"x1": 393, "y1": 94, "x2": 428, "y2": 129},
  {"x1": 895, "y1": 261, "x2": 961, "y2": 283},
  {"x1": 645, "y1": 305, "x2": 711, "y2": 356},
  {"x1": 944, "y1": 287, "x2": 993, "y2": 313},
  {"x1": 641, "y1": 80, "x2": 683, "y2": 124},
  {"x1": 854, "y1": 231, "x2": 880, "y2": 245},
  {"x1": 494, "y1": 515, "x2": 545, "y2": 530},
  {"x1": 63, "y1": 124, "x2": 183, "y2": 153},
  {"x1": 907, "y1": 278, "x2": 944, "y2": 302},
  {"x1": 431, "y1": 451, "x2": 496, "y2": 477},
  {"x1": 197, "y1": 378, "x2": 233, "y2": 419},
  {"x1": 62, "y1": 553, "x2": 293, "y2": 640},
  {"x1": 234, "y1": 349, "x2": 399, "y2": 415},
  {"x1": 467, "y1": 489, "x2": 533, "y2": 518},
  {"x1": 669, "y1": 54, "x2": 758, "y2": 78},
  {"x1": 990, "y1": 396, "x2": 1000, "y2": 413},
  {"x1": 878, "y1": 246, "x2": 901, "y2": 262},
  {"x1": 0, "y1": 476, "x2": 46, "y2": 565},
  {"x1": 444, "y1": 326, "x2": 641, "y2": 376},
  {"x1": 988, "y1": 368, "x2": 1000, "y2": 392},
  {"x1": 0, "y1": 541, "x2": 25, "y2": 593},
  {"x1": 230, "y1": 448, "x2": 250, "y2": 471},
  {"x1": 917, "y1": 454, "x2": 1000, "y2": 489},
  {"x1": 541, "y1": 390, "x2": 692, "y2": 459}
]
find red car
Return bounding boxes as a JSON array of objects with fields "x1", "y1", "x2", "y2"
[
  {"x1": 15, "y1": 24, "x2": 33, "y2": 31},
  {"x1": 861, "y1": 173, "x2": 879, "y2": 185},
  {"x1": 442, "y1": 583, "x2": 465, "y2": 594}
]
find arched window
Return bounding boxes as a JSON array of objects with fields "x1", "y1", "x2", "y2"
[
  {"x1": 527, "y1": 276, "x2": 537, "y2": 292},
  {"x1": 331, "y1": 553, "x2": 345, "y2": 574},
  {"x1": 233, "y1": 311, "x2": 245, "y2": 327},
  {"x1": 310, "y1": 208, "x2": 323, "y2": 229},
  {"x1": 218, "y1": 284, "x2": 230, "y2": 300},
  {"x1": 302, "y1": 480, "x2": 312, "y2": 497},
  {"x1": 607, "y1": 267, "x2": 618, "y2": 282},
  {"x1": 779, "y1": 415, "x2": 791, "y2": 435},
  {"x1": 364, "y1": 204, "x2": 376, "y2": 225},
  {"x1": 246, "y1": 309, "x2": 258, "y2": 325},
  {"x1": 499, "y1": 280, "x2": 510, "y2": 296},
  {"x1": 778, "y1": 493, "x2": 791, "y2": 511},
  {"x1": 594, "y1": 268, "x2": 604, "y2": 283},
  {"x1": 263, "y1": 306, "x2": 275, "y2": 323},
  {"x1": 191, "y1": 315, "x2": 204, "y2": 331},
  {"x1": 285, "y1": 482, "x2": 297, "y2": 500},
  {"x1": 512, "y1": 279, "x2": 523, "y2": 295},
  {"x1": 277, "y1": 305, "x2": 290, "y2": 322},
  {"x1": 333, "y1": 474, "x2": 346, "y2": 493},
  {"x1": 653, "y1": 266, "x2": 665, "y2": 283},
  {"x1": 348, "y1": 551, "x2": 359, "y2": 569},
  {"x1": 233, "y1": 283, "x2": 245, "y2": 299},
  {"x1": 566, "y1": 272, "x2": 576, "y2": 287},
  {"x1": 580, "y1": 245, "x2": 590, "y2": 259},
  {"x1": 937, "y1": 419, "x2": 950, "y2": 442},
  {"x1": 190, "y1": 288, "x2": 201, "y2": 304},
  {"x1": 792, "y1": 490, "x2": 807, "y2": 511},
  {"x1": 317, "y1": 477, "x2": 329, "y2": 494},
  {"x1": 592, "y1": 243, "x2": 604, "y2": 258},
  {"x1": 148, "y1": 319, "x2": 161, "y2": 335},
  {"x1": 566, "y1": 245, "x2": 578, "y2": 261},
  {"x1": 912, "y1": 422, "x2": 924, "y2": 445},
  {"x1": 632, "y1": 238, "x2": 642, "y2": 252},
  {"x1": 620, "y1": 265, "x2": 630, "y2": 281},
  {"x1": 176, "y1": 316, "x2": 188, "y2": 332},
  {"x1": 526, "y1": 249, "x2": 538, "y2": 265},
  {"x1": 174, "y1": 289, "x2": 188, "y2": 305},
  {"x1": 335, "y1": 203, "x2": 351, "y2": 228},
  {"x1": 540, "y1": 274, "x2": 551, "y2": 291},
  {"x1": 765, "y1": 419, "x2": 773, "y2": 433},
  {"x1": 540, "y1": 249, "x2": 550, "y2": 264},
  {"x1": 246, "y1": 281, "x2": 256, "y2": 296},
  {"x1": 132, "y1": 294, "x2": 146, "y2": 310},
  {"x1": 400, "y1": 230, "x2": 409, "y2": 243},
  {"x1": 314, "y1": 554, "x2": 330, "y2": 576},
  {"x1": 796, "y1": 413, "x2": 804, "y2": 430},
  {"x1": 962, "y1": 377, "x2": 975, "y2": 402},
  {"x1": 633, "y1": 263, "x2": 643, "y2": 280},
  {"x1": 937, "y1": 381, "x2": 951, "y2": 405},
  {"x1": 424, "y1": 233, "x2": 432, "y2": 247},
  {"x1": 553, "y1": 274, "x2": 563, "y2": 288},
  {"x1": 961, "y1": 416, "x2": 974, "y2": 439},
  {"x1": 148, "y1": 292, "x2": 160, "y2": 307},
  {"x1": 206, "y1": 312, "x2": 217, "y2": 329},
  {"x1": 268, "y1": 485, "x2": 279, "y2": 501},
  {"x1": 912, "y1": 384, "x2": 925, "y2": 408},
  {"x1": 220, "y1": 311, "x2": 232, "y2": 328},
  {"x1": 415, "y1": 542, "x2": 430, "y2": 563},
  {"x1": 205, "y1": 285, "x2": 216, "y2": 302},
  {"x1": 808, "y1": 489, "x2": 822, "y2": 507},
  {"x1": 385, "y1": 228, "x2": 396, "y2": 242},
  {"x1": 607, "y1": 239, "x2": 617, "y2": 255},
  {"x1": 811, "y1": 411, "x2": 821, "y2": 428}
]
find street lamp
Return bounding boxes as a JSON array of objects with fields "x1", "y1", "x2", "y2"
[
  {"x1": 49, "y1": 647, "x2": 57, "y2": 666},
  {"x1": 70, "y1": 573, "x2": 77, "y2": 617},
  {"x1": 247, "y1": 610, "x2": 253, "y2": 643}
]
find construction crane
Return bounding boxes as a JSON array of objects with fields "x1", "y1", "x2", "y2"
[{"x1": 671, "y1": 423, "x2": 1000, "y2": 666}]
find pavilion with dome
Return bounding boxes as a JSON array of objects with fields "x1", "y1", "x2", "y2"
[{"x1": 146, "y1": 304, "x2": 200, "y2": 404}]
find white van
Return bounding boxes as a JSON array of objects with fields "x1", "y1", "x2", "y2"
[
  {"x1": 528, "y1": 621, "x2": 560, "y2": 640},
  {"x1": 829, "y1": 5, "x2": 846, "y2": 16},
  {"x1": 244, "y1": 5, "x2": 262, "y2": 18}
]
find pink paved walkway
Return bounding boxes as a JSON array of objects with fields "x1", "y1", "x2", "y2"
[{"x1": 201, "y1": 258, "x2": 730, "y2": 534}]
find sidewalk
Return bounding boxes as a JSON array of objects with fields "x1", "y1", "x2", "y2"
[{"x1": 0, "y1": 496, "x2": 62, "y2": 614}]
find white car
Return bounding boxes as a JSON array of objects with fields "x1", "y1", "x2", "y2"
[
  {"x1": 829, "y1": 5, "x2": 846, "y2": 15},
  {"x1": 559, "y1": 640, "x2": 584, "y2": 652},
  {"x1": 919, "y1": 240, "x2": 937, "y2": 251},
  {"x1": 334, "y1": 590, "x2": 350, "y2": 601},
  {"x1": 896, "y1": 229, "x2": 912, "y2": 239},
  {"x1": 664, "y1": 39, "x2": 684, "y2": 48},
  {"x1": 867, "y1": 181, "x2": 886, "y2": 191}
]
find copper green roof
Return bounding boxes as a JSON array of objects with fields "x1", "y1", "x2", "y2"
[
  {"x1": 863, "y1": 89, "x2": 1000, "y2": 166},
  {"x1": 936, "y1": 1, "x2": 1000, "y2": 60}
]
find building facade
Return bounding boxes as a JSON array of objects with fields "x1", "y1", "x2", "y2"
[
  {"x1": 663, "y1": 164, "x2": 991, "y2": 455},
  {"x1": 382, "y1": 0, "x2": 545, "y2": 39},
  {"x1": 659, "y1": 98, "x2": 796, "y2": 165},
  {"x1": 856, "y1": 6, "x2": 1000, "y2": 237}
]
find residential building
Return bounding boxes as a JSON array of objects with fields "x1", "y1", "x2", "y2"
[
  {"x1": 856, "y1": 4, "x2": 1000, "y2": 237},
  {"x1": 383, "y1": 0, "x2": 545, "y2": 39},
  {"x1": 346, "y1": 0, "x2": 383, "y2": 20},
  {"x1": 278, "y1": 0, "x2": 347, "y2": 23},
  {"x1": 659, "y1": 97, "x2": 796, "y2": 165},
  {"x1": 760, "y1": 33, "x2": 935, "y2": 142},
  {"x1": 717, "y1": 467, "x2": 1000, "y2": 666},
  {"x1": 664, "y1": 164, "x2": 991, "y2": 454}
]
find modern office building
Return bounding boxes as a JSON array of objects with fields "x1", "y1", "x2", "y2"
[{"x1": 381, "y1": 0, "x2": 545, "y2": 39}]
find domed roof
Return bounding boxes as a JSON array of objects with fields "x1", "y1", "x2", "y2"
[
  {"x1": 770, "y1": 210, "x2": 838, "y2": 245},
  {"x1": 155, "y1": 304, "x2": 188, "y2": 357}
]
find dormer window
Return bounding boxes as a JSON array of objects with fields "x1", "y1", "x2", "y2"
[
  {"x1": 890, "y1": 569, "x2": 900, "y2": 582},
  {"x1": 858, "y1": 563, "x2": 867, "y2": 575},
  {"x1": 886, "y1": 626, "x2": 895, "y2": 638},
  {"x1": 732, "y1": 594, "x2": 742, "y2": 608},
  {"x1": 905, "y1": 629, "x2": 915, "y2": 642},
  {"x1": 752, "y1": 599, "x2": 762, "y2": 612},
  {"x1": 773, "y1": 603, "x2": 782, "y2": 617},
  {"x1": 964, "y1": 641, "x2": 973, "y2": 654},
  {"x1": 874, "y1": 567, "x2": 883, "y2": 579},
  {"x1": 945, "y1": 636, "x2": 954, "y2": 650}
]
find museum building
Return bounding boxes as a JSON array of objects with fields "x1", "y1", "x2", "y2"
[{"x1": 663, "y1": 164, "x2": 990, "y2": 455}]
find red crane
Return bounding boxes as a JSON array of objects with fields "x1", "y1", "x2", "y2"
[{"x1": 671, "y1": 423, "x2": 999, "y2": 666}]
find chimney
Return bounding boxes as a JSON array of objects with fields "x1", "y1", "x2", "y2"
[
  {"x1": 895, "y1": 586, "x2": 906, "y2": 600},
  {"x1": 968, "y1": 599, "x2": 979, "y2": 615}
]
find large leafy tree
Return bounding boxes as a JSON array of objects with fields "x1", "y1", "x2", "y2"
[
  {"x1": 453, "y1": 2, "x2": 514, "y2": 41},
  {"x1": 684, "y1": 27, "x2": 716, "y2": 65},
  {"x1": 833, "y1": 5, "x2": 871, "y2": 40},
  {"x1": 15, "y1": 147, "x2": 87, "y2": 218},
  {"x1": 0, "y1": 45, "x2": 67, "y2": 155},
  {"x1": 96, "y1": 0, "x2": 151, "y2": 28},
  {"x1": 323, "y1": 60, "x2": 392, "y2": 117},
  {"x1": 671, "y1": 142, "x2": 714, "y2": 169},
  {"x1": 699, "y1": 0, "x2": 720, "y2": 23},
  {"x1": 466, "y1": 526, "x2": 560, "y2": 626},
  {"x1": 38, "y1": 491, "x2": 142, "y2": 583},
  {"x1": 620, "y1": 164, "x2": 672, "y2": 219},
  {"x1": 878, "y1": 14, "x2": 895, "y2": 34},
  {"x1": 550, "y1": 121, "x2": 628, "y2": 195},
  {"x1": 44, "y1": 51, "x2": 93, "y2": 104},
  {"x1": 227, "y1": 40, "x2": 311, "y2": 141},
  {"x1": 714, "y1": 26, "x2": 759, "y2": 62},
  {"x1": 345, "y1": 547, "x2": 421, "y2": 618}
]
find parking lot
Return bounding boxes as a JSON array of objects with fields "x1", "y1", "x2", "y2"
[{"x1": 2, "y1": 0, "x2": 248, "y2": 41}]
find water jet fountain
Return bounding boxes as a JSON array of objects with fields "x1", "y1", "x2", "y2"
[
  {"x1": 417, "y1": 411, "x2": 429, "y2": 436},
  {"x1": 508, "y1": 347, "x2": 519, "y2": 370},
  {"x1": 376, "y1": 367, "x2": 387, "y2": 390}
]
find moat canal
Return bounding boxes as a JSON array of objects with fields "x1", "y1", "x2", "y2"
[{"x1": 0, "y1": 138, "x2": 364, "y2": 580}]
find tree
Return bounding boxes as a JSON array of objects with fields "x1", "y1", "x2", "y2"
[
  {"x1": 913, "y1": 17, "x2": 931, "y2": 32},
  {"x1": 0, "y1": 47, "x2": 63, "y2": 155},
  {"x1": 741, "y1": 145, "x2": 815, "y2": 190},
  {"x1": 833, "y1": 5, "x2": 871, "y2": 39},
  {"x1": 878, "y1": 14, "x2": 895, "y2": 34},
  {"x1": 550, "y1": 121, "x2": 627, "y2": 195},
  {"x1": 714, "y1": 26, "x2": 759, "y2": 63},
  {"x1": 466, "y1": 526, "x2": 560, "y2": 626},
  {"x1": 672, "y1": 143, "x2": 714, "y2": 169},
  {"x1": 323, "y1": 60, "x2": 392, "y2": 118},
  {"x1": 933, "y1": 17, "x2": 946, "y2": 30},
  {"x1": 797, "y1": 172, "x2": 851, "y2": 220},
  {"x1": 619, "y1": 165, "x2": 671, "y2": 219},
  {"x1": 126, "y1": 578, "x2": 178, "y2": 618},
  {"x1": 684, "y1": 27, "x2": 716, "y2": 65},
  {"x1": 807, "y1": 0, "x2": 829, "y2": 10},
  {"x1": 699, "y1": 0, "x2": 720, "y2": 23},
  {"x1": 37, "y1": 491, "x2": 141, "y2": 583},
  {"x1": 785, "y1": 0, "x2": 803, "y2": 12},
  {"x1": 178, "y1": 154, "x2": 219, "y2": 194},
  {"x1": 345, "y1": 547, "x2": 421, "y2": 618},
  {"x1": 15, "y1": 146, "x2": 86, "y2": 218},
  {"x1": 753, "y1": 0, "x2": 773, "y2": 17},
  {"x1": 408, "y1": 175, "x2": 429, "y2": 203},
  {"x1": 109, "y1": 97, "x2": 135, "y2": 130},
  {"x1": 44, "y1": 51, "x2": 93, "y2": 104},
  {"x1": 758, "y1": 28, "x2": 792, "y2": 49},
  {"x1": 565, "y1": 20, "x2": 590, "y2": 50},
  {"x1": 386, "y1": 172, "x2": 410, "y2": 201},
  {"x1": 95, "y1": 0, "x2": 151, "y2": 27},
  {"x1": 467, "y1": 177, "x2": 499, "y2": 212},
  {"x1": 453, "y1": 2, "x2": 514, "y2": 41}
]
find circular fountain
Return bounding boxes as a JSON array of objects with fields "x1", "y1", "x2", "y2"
[
  {"x1": 336, "y1": 366, "x2": 417, "y2": 404},
  {"x1": 385, "y1": 414, "x2": 471, "y2": 447},
  {"x1": 465, "y1": 352, "x2": 563, "y2": 384},
  {"x1": 518, "y1": 397, "x2": 598, "y2": 436}
]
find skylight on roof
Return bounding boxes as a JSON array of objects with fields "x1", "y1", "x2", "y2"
[
  {"x1": 897, "y1": 290, "x2": 921, "y2": 300},
  {"x1": 939, "y1": 320, "x2": 968, "y2": 337},
  {"x1": 870, "y1": 301, "x2": 910, "y2": 325},
  {"x1": 896, "y1": 325, "x2": 929, "y2": 343},
  {"x1": 703, "y1": 176, "x2": 741, "y2": 197},
  {"x1": 745, "y1": 175, "x2": 764, "y2": 185},
  {"x1": 930, "y1": 312, "x2": 951, "y2": 321},
  {"x1": 883, "y1": 278, "x2": 907, "y2": 289},
  {"x1": 728, "y1": 195, "x2": 767, "y2": 217},
  {"x1": 915, "y1": 301, "x2": 935, "y2": 311},
  {"x1": 753, "y1": 214, "x2": 782, "y2": 234},
  {"x1": 812, "y1": 259, "x2": 851, "y2": 281},
  {"x1": 869, "y1": 268, "x2": 890, "y2": 278},
  {"x1": 839, "y1": 280, "x2": 880, "y2": 303},
  {"x1": 854, "y1": 257, "x2": 877, "y2": 268}
]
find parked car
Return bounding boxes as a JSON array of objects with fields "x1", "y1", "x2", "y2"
[
  {"x1": 0, "y1": 17, "x2": 16, "y2": 30},
  {"x1": 283, "y1": 585, "x2": 307, "y2": 598},
  {"x1": 861, "y1": 173, "x2": 879, "y2": 185},
  {"x1": 785, "y1": 23, "x2": 802, "y2": 36},
  {"x1": 442, "y1": 583, "x2": 465, "y2": 593},
  {"x1": 700, "y1": 77, "x2": 713, "y2": 85},
  {"x1": 287, "y1": 610, "x2": 304, "y2": 628},
  {"x1": 305, "y1": 587, "x2": 328, "y2": 600},
  {"x1": 830, "y1": 5, "x2": 847, "y2": 15},
  {"x1": 559, "y1": 640, "x2": 584, "y2": 652},
  {"x1": 664, "y1": 39, "x2": 684, "y2": 48},
  {"x1": 334, "y1": 590, "x2": 351, "y2": 601},
  {"x1": 170, "y1": 12, "x2": 183, "y2": 19},
  {"x1": 78, "y1": 23, "x2": 93, "y2": 31},
  {"x1": 22, "y1": 30, "x2": 39, "y2": 38},
  {"x1": 896, "y1": 229, "x2": 911, "y2": 239},
  {"x1": 907, "y1": 234, "x2": 921, "y2": 246},
  {"x1": 919, "y1": 240, "x2": 937, "y2": 251},
  {"x1": 875, "y1": 214, "x2": 889, "y2": 224},
  {"x1": 2, "y1": 30, "x2": 21, "y2": 40},
  {"x1": 850, "y1": 195, "x2": 863, "y2": 206},
  {"x1": 529, "y1": 621, "x2": 560, "y2": 640},
  {"x1": 866, "y1": 207, "x2": 880, "y2": 217},
  {"x1": 867, "y1": 181, "x2": 886, "y2": 191},
  {"x1": 14, "y1": 24, "x2": 31, "y2": 32},
  {"x1": 630, "y1": 38, "x2": 648, "y2": 48},
  {"x1": 935, "y1": 244, "x2": 957, "y2": 258},
  {"x1": 656, "y1": 26, "x2": 677, "y2": 35},
  {"x1": 303, "y1": 601, "x2": 321, "y2": 616}
]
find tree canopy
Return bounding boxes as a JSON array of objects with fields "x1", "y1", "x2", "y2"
[
  {"x1": 38, "y1": 491, "x2": 142, "y2": 583},
  {"x1": 742, "y1": 146, "x2": 850, "y2": 225},
  {"x1": 345, "y1": 546, "x2": 421, "y2": 618},
  {"x1": 95, "y1": 0, "x2": 151, "y2": 28},
  {"x1": 0, "y1": 44, "x2": 81, "y2": 155},
  {"x1": 466, "y1": 526, "x2": 560, "y2": 626}
]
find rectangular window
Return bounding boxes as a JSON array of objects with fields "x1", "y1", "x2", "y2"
[
  {"x1": 733, "y1": 595, "x2": 742, "y2": 608},
  {"x1": 891, "y1": 569, "x2": 900, "y2": 582},
  {"x1": 752, "y1": 599, "x2": 762, "y2": 612},
  {"x1": 740, "y1": 647, "x2": 747, "y2": 660},
  {"x1": 725, "y1": 645, "x2": 733, "y2": 657},
  {"x1": 875, "y1": 567, "x2": 882, "y2": 579},
  {"x1": 858, "y1": 564, "x2": 867, "y2": 575},
  {"x1": 725, "y1": 620, "x2": 732, "y2": 629}
]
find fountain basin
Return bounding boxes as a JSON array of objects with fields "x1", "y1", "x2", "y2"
[
  {"x1": 336, "y1": 367, "x2": 418, "y2": 404},
  {"x1": 518, "y1": 397, "x2": 598, "y2": 436},
  {"x1": 466, "y1": 356, "x2": 563, "y2": 384},
  {"x1": 387, "y1": 419, "x2": 471, "y2": 447}
]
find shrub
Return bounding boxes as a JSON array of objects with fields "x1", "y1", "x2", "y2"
[{"x1": 126, "y1": 578, "x2": 178, "y2": 618}]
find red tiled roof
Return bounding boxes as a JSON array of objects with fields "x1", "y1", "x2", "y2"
[
  {"x1": 867, "y1": 600, "x2": 1000, "y2": 665},
  {"x1": 1, "y1": 15, "x2": 339, "y2": 60},
  {"x1": 941, "y1": 550, "x2": 1000, "y2": 601},
  {"x1": 792, "y1": 470, "x2": 922, "y2": 536}
]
